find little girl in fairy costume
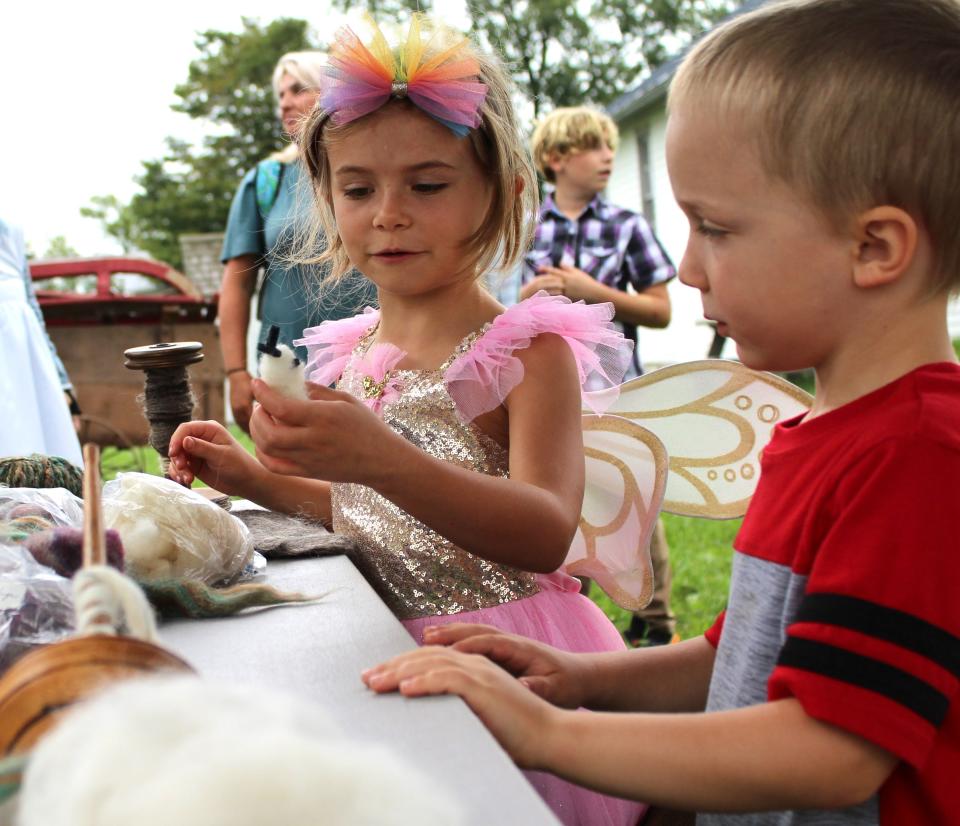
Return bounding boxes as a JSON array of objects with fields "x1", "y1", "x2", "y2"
[{"x1": 169, "y1": 16, "x2": 645, "y2": 825}]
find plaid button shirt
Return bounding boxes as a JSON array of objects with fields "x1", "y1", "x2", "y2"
[{"x1": 524, "y1": 193, "x2": 675, "y2": 374}]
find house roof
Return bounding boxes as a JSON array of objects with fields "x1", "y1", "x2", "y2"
[{"x1": 607, "y1": 0, "x2": 771, "y2": 122}]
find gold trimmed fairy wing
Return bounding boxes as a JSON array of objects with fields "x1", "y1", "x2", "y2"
[{"x1": 570, "y1": 360, "x2": 813, "y2": 610}]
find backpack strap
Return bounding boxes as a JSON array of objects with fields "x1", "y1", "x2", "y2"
[{"x1": 255, "y1": 159, "x2": 284, "y2": 220}]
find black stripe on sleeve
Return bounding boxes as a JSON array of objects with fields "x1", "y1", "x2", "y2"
[
  {"x1": 795, "y1": 593, "x2": 960, "y2": 677},
  {"x1": 777, "y1": 636, "x2": 949, "y2": 727}
]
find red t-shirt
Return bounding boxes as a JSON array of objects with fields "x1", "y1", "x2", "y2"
[{"x1": 706, "y1": 363, "x2": 960, "y2": 824}]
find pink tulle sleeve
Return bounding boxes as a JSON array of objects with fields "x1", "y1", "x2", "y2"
[
  {"x1": 294, "y1": 307, "x2": 380, "y2": 386},
  {"x1": 445, "y1": 292, "x2": 633, "y2": 422}
]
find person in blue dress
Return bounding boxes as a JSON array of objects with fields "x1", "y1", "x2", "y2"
[
  {"x1": 219, "y1": 51, "x2": 376, "y2": 431},
  {"x1": 0, "y1": 217, "x2": 82, "y2": 467}
]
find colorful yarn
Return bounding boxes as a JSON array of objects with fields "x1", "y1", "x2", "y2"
[
  {"x1": 0, "y1": 514, "x2": 55, "y2": 544},
  {"x1": 0, "y1": 455, "x2": 83, "y2": 497},
  {"x1": 322, "y1": 15, "x2": 487, "y2": 137},
  {"x1": 141, "y1": 579, "x2": 318, "y2": 619}
]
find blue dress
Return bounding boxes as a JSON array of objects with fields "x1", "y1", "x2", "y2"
[{"x1": 221, "y1": 159, "x2": 377, "y2": 361}]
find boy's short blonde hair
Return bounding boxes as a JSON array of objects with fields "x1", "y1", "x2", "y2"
[
  {"x1": 670, "y1": 0, "x2": 960, "y2": 294},
  {"x1": 294, "y1": 21, "x2": 538, "y2": 283},
  {"x1": 531, "y1": 107, "x2": 619, "y2": 183}
]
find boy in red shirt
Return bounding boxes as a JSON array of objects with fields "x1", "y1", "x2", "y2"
[{"x1": 364, "y1": 0, "x2": 960, "y2": 822}]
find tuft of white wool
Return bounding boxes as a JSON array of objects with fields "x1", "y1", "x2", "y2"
[
  {"x1": 102, "y1": 474, "x2": 253, "y2": 585},
  {"x1": 259, "y1": 345, "x2": 308, "y2": 400},
  {"x1": 16, "y1": 676, "x2": 463, "y2": 826}
]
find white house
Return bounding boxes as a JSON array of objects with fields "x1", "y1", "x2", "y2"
[{"x1": 604, "y1": 0, "x2": 960, "y2": 368}]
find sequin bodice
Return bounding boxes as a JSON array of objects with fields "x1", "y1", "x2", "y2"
[{"x1": 331, "y1": 331, "x2": 540, "y2": 620}]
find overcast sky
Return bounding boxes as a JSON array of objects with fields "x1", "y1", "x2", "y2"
[{"x1": 3, "y1": 0, "x2": 467, "y2": 258}]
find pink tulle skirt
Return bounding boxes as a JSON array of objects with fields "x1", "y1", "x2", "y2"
[{"x1": 403, "y1": 572, "x2": 647, "y2": 826}]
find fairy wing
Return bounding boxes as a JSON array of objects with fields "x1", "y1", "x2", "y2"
[
  {"x1": 608, "y1": 360, "x2": 812, "y2": 518},
  {"x1": 570, "y1": 360, "x2": 812, "y2": 609},
  {"x1": 567, "y1": 415, "x2": 667, "y2": 612}
]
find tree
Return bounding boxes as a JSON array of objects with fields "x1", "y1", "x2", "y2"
[
  {"x1": 328, "y1": 0, "x2": 731, "y2": 120},
  {"x1": 42, "y1": 235, "x2": 80, "y2": 259},
  {"x1": 84, "y1": 18, "x2": 314, "y2": 270},
  {"x1": 467, "y1": 0, "x2": 732, "y2": 118}
]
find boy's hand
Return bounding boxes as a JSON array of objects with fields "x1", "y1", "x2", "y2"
[
  {"x1": 250, "y1": 378, "x2": 404, "y2": 484},
  {"x1": 421, "y1": 623, "x2": 589, "y2": 709},
  {"x1": 168, "y1": 420, "x2": 261, "y2": 495},
  {"x1": 521, "y1": 272, "x2": 565, "y2": 298},
  {"x1": 537, "y1": 264, "x2": 602, "y2": 303},
  {"x1": 363, "y1": 645, "x2": 562, "y2": 769}
]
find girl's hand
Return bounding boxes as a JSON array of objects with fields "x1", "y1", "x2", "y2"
[
  {"x1": 249, "y1": 379, "x2": 403, "y2": 484},
  {"x1": 362, "y1": 646, "x2": 562, "y2": 769},
  {"x1": 168, "y1": 420, "x2": 263, "y2": 496},
  {"x1": 421, "y1": 623, "x2": 589, "y2": 709}
]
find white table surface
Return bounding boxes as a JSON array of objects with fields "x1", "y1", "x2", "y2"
[{"x1": 160, "y1": 555, "x2": 559, "y2": 825}]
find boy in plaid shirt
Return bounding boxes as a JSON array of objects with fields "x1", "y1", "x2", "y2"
[{"x1": 523, "y1": 107, "x2": 677, "y2": 645}]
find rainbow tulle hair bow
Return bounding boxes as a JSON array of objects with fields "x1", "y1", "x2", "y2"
[{"x1": 321, "y1": 15, "x2": 488, "y2": 138}]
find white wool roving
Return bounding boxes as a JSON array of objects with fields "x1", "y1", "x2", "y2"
[
  {"x1": 17, "y1": 676, "x2": 463, "y2": 826},
  {"x1": 259, "y1": 345, "x2": 308, "y2": 400},
  {"x1": 102, "y1": 473, "x2": 253, "y2": 584}
]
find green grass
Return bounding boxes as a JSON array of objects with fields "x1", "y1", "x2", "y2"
[{"x1": 590, "y1": 513, "x2": 738, "y2": 642}]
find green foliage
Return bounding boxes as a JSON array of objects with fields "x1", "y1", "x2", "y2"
[
  {"x1": 42, "y1": 235, "x2": 80, "y2": 259},
  {"x1": 84, "y1": 18, "x2": 314, "y2": 270},
  {"x1": 466, "y1": 0, "x2": 731, "y2": 118}
]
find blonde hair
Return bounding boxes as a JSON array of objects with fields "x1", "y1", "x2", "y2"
[
  {"x1": 531, "y1": 107, "x2": 619, "y2": 184},
  {"x1": 294, "y1": 22, "x2": 538, "y2": 283},
  {"x1": 270, "y1": 51, "x2": 327, "y2": 162},
  {"x1": 272, "y1": 51, "x2": 326, "y2": 101},
  {"x1": 670, "y1": 0, "x2": 960, "y2": 294}
]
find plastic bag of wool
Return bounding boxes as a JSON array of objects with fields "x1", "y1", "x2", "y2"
[
  {"x1": 12, "y1": 676, "x2": 463, "y2": 826},
  {"x1": 102, "y1": 474, "x2": 254, "y2": 586}
]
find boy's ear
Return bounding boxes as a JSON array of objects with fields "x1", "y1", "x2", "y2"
[
  {"x1": 546, "y1": 150, "x2": 566, "y2": 177},
  {"x1": 851, "y1": 206, "x2": 918, "y2": 289}
]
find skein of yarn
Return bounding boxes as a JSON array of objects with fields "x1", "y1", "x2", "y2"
[{"x1": 0, "y1": 456, "x2": 82, "y2": 497}]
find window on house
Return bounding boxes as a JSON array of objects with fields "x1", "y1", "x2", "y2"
[{"x1": 637, "y1": 132, "x2": 656, "y2": 225}]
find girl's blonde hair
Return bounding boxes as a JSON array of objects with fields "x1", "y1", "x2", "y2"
[
  {"x1": 531, "y1": 107, "x2": 619, "y2": 184},
  {"x1": 292, "y1": 22, "x2": 538, "y2": 283},
  {"x1": 670, "y1": 0, "x2": 960, "y2": 295}
]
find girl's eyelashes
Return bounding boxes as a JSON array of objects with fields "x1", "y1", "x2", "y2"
[
  {"x1": 340, "y1": 182, "x2": 449, "y2": 199},
  {"x1": 695, "y1": 220, "x2": 729, "y2": 239},
  {"x1": 412, "y1": 182, "x2": 448, "y2": 194}
]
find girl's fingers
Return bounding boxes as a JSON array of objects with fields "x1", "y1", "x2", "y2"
[
  {"x1": 254, "y1": 447, "x2": 304, "y2": 477},
  {"x1": 251, "y1": 378, "x2": 309, "y2": 425}
]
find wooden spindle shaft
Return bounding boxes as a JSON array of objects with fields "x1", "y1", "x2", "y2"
[{"x1": 81, "y1": 443, "x2": 105, "y2": 568}]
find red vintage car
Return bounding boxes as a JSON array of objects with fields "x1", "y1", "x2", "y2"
[{"x1": 30, "y1": 257, "x2": 217, "y2": 326}]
